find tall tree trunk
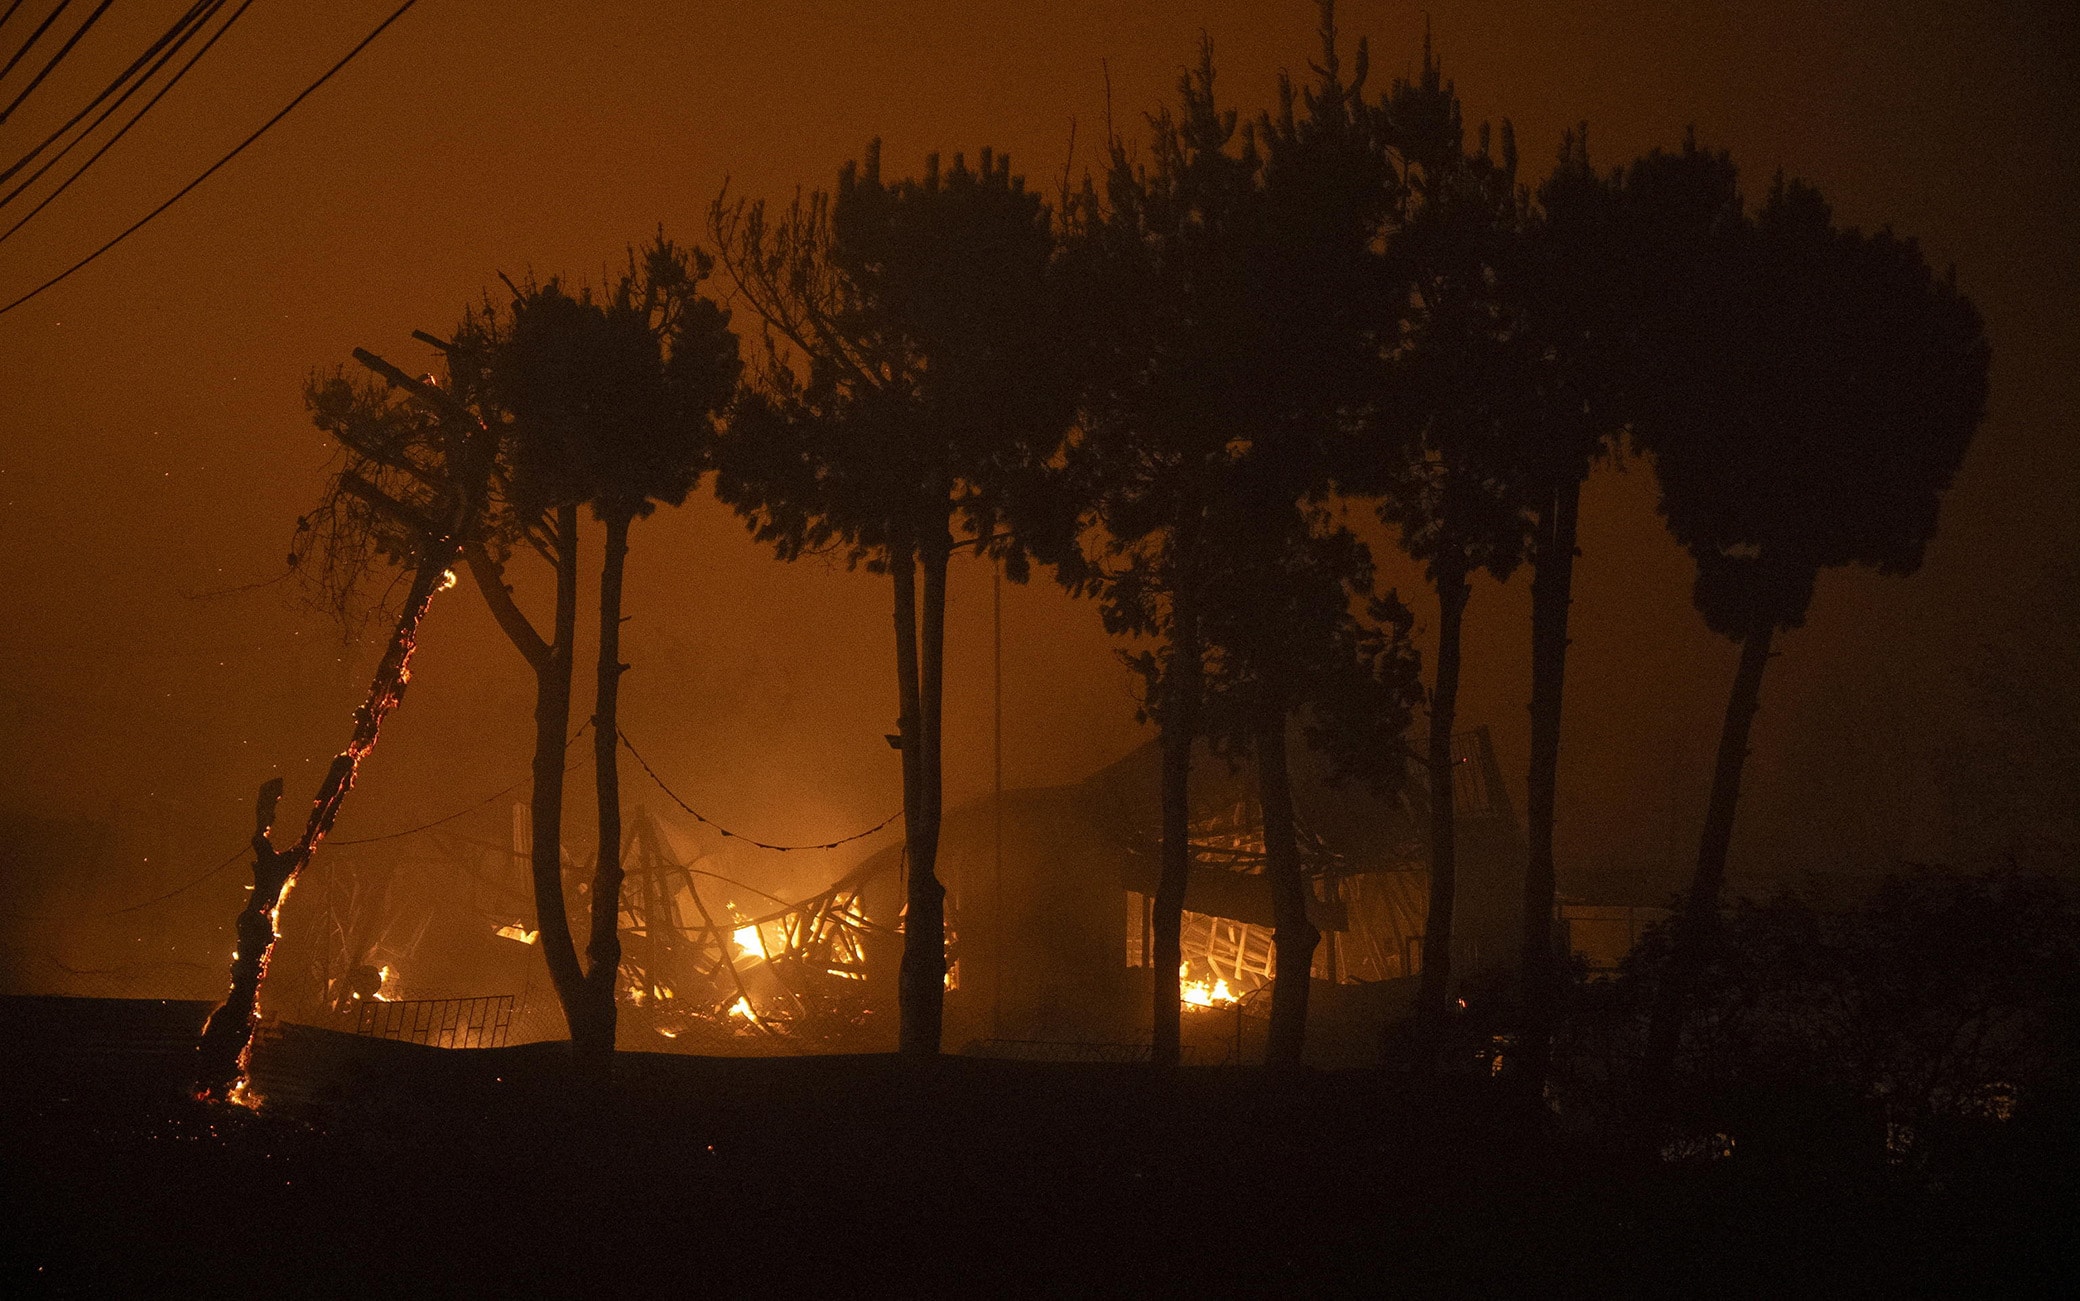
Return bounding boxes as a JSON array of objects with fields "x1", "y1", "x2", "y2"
[
  {"x1": 1417, "y1": 558, "x2": 1471, "y2": 1064},
  {"x1": 1645, "y1": 619, "x2": 1776, "y2": 1082},
  {"x1": 578, "y1": 507, "x2": 633, "y2": 1057},
  {"x1": 1260, "y1": 703, "x2": 1318, "y2": 1069},
  {"x1": 534, "y1": 506, "x2": 588, "y2": 1037},
  {"x1": 913, "y1": 530, "x2": 953, "y2": 1052},
  {"x1": 1519, "y1": 475, "x2": 1581, "y2": 1090},
  {"x1": 893, "y1": 528, "x2": 947, "y2": 1057},
  {"x1": 468, "y1": 507, "x2": 592, "y2": 1047},
  {"x1": 196, "y1": 552, "x2": 456, "y2": 1100},
  {"x1": 1151, "y1": 591, "x2": 1201, "y2": 1069}
]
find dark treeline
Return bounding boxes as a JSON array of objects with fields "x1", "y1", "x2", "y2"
[{"x1": 207, "y1": 1, "x2": 2011, "y2": 1125}]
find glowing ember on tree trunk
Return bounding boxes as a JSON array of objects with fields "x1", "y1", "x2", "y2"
[
  {"x1": 194, "y1": 560, "x2": 454, "y2": 1103},
  {"x1": 193, "y1": 346, "x2": 491, "y2": 1104}
]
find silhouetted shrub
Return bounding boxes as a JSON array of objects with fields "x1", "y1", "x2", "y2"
[{"x1": 1556, "y1": 868, "x2": 2079, "y2": 1168}]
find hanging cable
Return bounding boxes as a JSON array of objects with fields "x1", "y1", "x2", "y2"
[
  {"x1": 326, "y1": 776, "x2": 532, "y2": 846},
  {"x1": 0, "y1": 0, "x2": 421, "y2": 316},
  {"x1": 2, "y1": 721, "x2": 591, "y2": 920},
  {"x1": 0, "y1": 0, "x2": 70, "y2": 86},
  {"x1": 1, "y1": 841, "x2": 248, "y2": 922},
  {"x1": 0, "y1": 0, "x2": 213, "y2": 189},
  {"x1": 619, "y1": 727, "x2": 903, "y2": 852},
  {"x1": 92, "y1": 844, "x2": 251, "y2": 915},
  {"x1": 0, "y1": 0, "x2": 115, "y2": 126},
  {"x1": 0, "y1": 1, "x2": 242, "y2": 231},
  {"x1": 330, "y1": 719, "x2": 591, "y2": 845}
]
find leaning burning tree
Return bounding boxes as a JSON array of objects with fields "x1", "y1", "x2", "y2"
[{"x1": 193, "y1": 350, "x2": 493, "y2": 1102}]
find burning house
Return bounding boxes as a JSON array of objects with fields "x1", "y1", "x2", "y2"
[
  {"x1": 894, "y1": 726, "x2": 1529, "y2": 1063},
  {"x1": 604, "y1": 808, "x2": 904, "y2": 1052},
  {"x1": 251, "y1": 728, "x2": 1530, "y2": 1063}
]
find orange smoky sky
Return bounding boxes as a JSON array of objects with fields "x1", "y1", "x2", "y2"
[{"x1": 0, "y1": 1, "x2": 2074, "y2": 922}]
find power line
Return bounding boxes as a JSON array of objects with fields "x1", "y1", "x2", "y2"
[
  {"x1": 326, "y1": 776, "x2": 533, "y2": 846},
  {"x1": 0, "y1": 0, "x2": 115, "y2": 127},
  {"x1": 44, "y1": 955, "x2": 215, "y2": 975},
  {"x1": 1, "y1": 2, "x2": 254, "y2": 248},
  {"x1": 0, "y1": 0, "x2": 421, "y2": 317},
  {"x1": 0, "y1": 3, "x2": 32, "y2": 38},
  {"x1": 0, "y1": 0, "x2": 213, "y2": 189},
  {"x1": 2, "y1": 841, "x2": 250, "y2": 922},
  {"x1": 330, "y1": 719, "x2": 592, "y2": 846},
  {"x1": 94, "y1": 843, "x2": 250, "y2": 915},
  {"x1": 620, "y1": 728, "x2": 905, "y2": 853},
  {"x1": 0, "y1": 0, "x2": 70, "y2": 86},
  {"x1": 1, "y1": 723, "x2": 592, "y2": 920}
]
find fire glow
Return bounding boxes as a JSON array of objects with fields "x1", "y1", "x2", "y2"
[{"x1": 1181, "y1": 965, "x2": 1237, "y2": 1008}]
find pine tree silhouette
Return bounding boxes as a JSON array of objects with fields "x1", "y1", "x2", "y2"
[
  {"x1": 1366, "y1": 31, "x2": 1535, "y2": 1065},
  {"x1": 1631, "y1": 160, "x2": 1990, "y2": 1083},
  {"x1": 711, "y1": 144, "x2": 1073, "y2": 1056}
]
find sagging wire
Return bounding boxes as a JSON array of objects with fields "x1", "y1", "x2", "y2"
[
  {"x1": 3, "y1": 721, "x2": 591, "y2": 921},
  {"x1": 618, "y1": 727, "x2": 902, "y2": 853},
  {"x1": 0, "y1": 0, "x2": 420, "y2": 314}
]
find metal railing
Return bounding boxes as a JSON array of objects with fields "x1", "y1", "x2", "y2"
[{"x1": 351, "y1": 994, "x2": 514, "y2": 1048}]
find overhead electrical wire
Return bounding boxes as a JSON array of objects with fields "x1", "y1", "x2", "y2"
[
  {"x1": 0, "y1": 0, "x2": 422, "y2": 317},
  {"x1": 3, "y1": 721, "x2": 591, "y2": 921},
  {"x1": 384, "y1": 829, "x2": 894, "y2": 934},
  {"x1": 329, "y1": 720, "x2": 592, "y2": 846},
  {"x1": 0, "y1": 0, "x2": 70, "y2": 86},
  {"x1": 324, "y1": 775, "x2": 537, "y2": 846},
  {"x1": 5, "y1": 725, "x2": 899, "y2": 932},
  {"x1": 1, "y1": 2, "x2": 254, "y2": 250},
  {"x1": 92, "y1": 842, "x2": 251, "y2": 916},
  {"x1": 45, "y1": 955, "x2": 214, "y2": 976},
  {"x1": 619, "y1": 727, "x2": 905, "y2": 853},
  {"x1": 0, "y1": 3, "x2": 32, "y2": 38},
  {"x1": 3, "y1": 734, "x2": 897, "y2": 920},
  {"x1": 0, "y1": 0, "x2": 115, "y2": 126},
  {"x1": 0, "y1": 0, "x2": 214, "y2": 189},
  {"x1": 1, "y1": 841, "x2": 250, "y2": 922}
]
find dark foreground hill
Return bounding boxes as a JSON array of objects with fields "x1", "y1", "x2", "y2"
[{"x1": 0, "y1": 996, "x2": 2069, "y2": 1296}]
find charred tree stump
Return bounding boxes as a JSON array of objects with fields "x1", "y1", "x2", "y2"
[
  {"x1": 193, "y1": 780, "x2": 296, "y2": 1100},
  {"x1": 194, "y1": 558, "x2": 457, "y2": 1101}
]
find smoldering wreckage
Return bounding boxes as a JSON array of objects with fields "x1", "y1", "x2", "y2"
[{"x1": 231, "y1": 724, "x2": 1577, "y2": 1085}]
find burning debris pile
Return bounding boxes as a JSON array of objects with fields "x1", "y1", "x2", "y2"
[
  {"x1": 607, "y1": 810, "x2": 900, "y2": 1052},
  {"x1": 1129, "y1": 789, "x2": 1432, "y2": 1010}
]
